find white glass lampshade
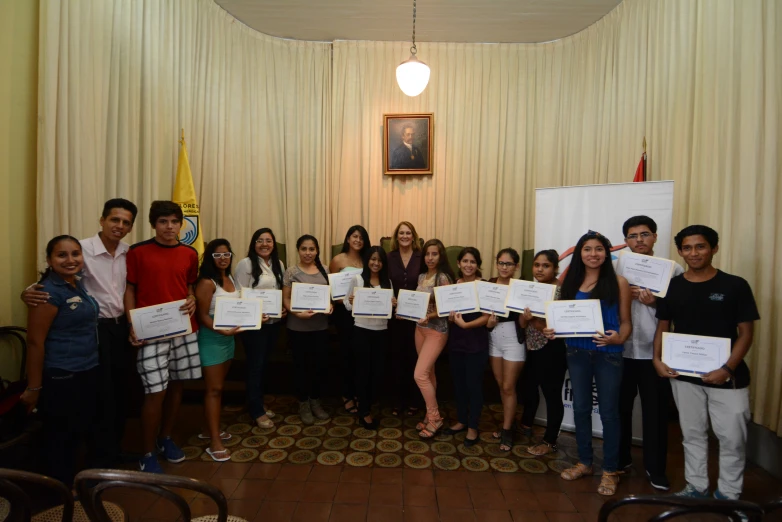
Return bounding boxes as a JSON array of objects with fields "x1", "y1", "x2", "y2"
[{"x1": 396, "y1": 54, "x2": 431, "y2": 97}]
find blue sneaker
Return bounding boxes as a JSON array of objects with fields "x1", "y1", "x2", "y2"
[
  {"x1": 139, "y1": 452, "x2": 164, "y2": 473},
  {"x1": 673, "y1": 483, "x2": 709, "y2": 498},
  {"x1": 714, "y1": 490, "x2": 748, "y2": 522},
  {"x1": 156, "y1": 437, "x2": 186, "y2": 463}
]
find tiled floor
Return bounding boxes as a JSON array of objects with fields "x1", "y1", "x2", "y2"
[{"x1": 104, "y1": 403, "x2": 782, "y2": 522}]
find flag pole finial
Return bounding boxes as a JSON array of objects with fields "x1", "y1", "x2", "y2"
[
  {"x1": 642, "y1": 136, "x2": 647, "y2": 153},
  {"x1": 180, "y1": 128, "x2": 185, "y2": 144}
]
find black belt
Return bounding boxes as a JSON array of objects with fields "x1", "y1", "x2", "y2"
[{"x1": 98, "y1": 315, "x2": 127, "y2": 325}]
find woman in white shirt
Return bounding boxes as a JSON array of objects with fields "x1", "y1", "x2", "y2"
[
  {"x1": 234, "y1": 228, "x2": 286, "y2": 429},
  {"x1": 343, "y1": 246, "x2": 395, "y2": 430}
]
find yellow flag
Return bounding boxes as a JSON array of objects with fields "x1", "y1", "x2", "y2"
[{"x1": 173, "y1": 131, "x2": 204, "y2": 257}]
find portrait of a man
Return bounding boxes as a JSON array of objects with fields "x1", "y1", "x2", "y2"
[{"x1": 384, "y1": 113, "x2": 433, "y2": 175}]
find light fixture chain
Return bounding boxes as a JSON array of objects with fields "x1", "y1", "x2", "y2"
[{"x1": 411, "y1": 0, "x2": 417, "y2": 55}]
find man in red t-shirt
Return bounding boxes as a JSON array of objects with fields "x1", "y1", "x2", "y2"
[{"x1": 124, "y1": 200, "x2": 200, "y2": 474}]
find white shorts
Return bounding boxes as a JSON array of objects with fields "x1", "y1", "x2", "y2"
[
  {"x1": 489, "y1": 322, "x2": 526, "y2": 362},
  {"x1": 137, "y1": 331, "x2": 202, "y2": 394}
]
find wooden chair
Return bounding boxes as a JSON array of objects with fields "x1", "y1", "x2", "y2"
[
  {"x1": 444, "y1": 245, "x2": 463, "y2": 277},
  {"x1": 380, "y1": 236, "x2": 392, "y2": 253},
  {"x1": 74, "y1": 469, "x2": 247, "y2": 522},
  {"x1": 597, "y1": 494, "x2": 765, "y2": 522}
]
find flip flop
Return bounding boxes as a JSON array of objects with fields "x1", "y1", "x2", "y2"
[
  {"x1": 205, "y1": 447, "x2": 231, "y2": 462},
  {"x1": 198, "y1": 431, "x2": 232, "y2": 441}
]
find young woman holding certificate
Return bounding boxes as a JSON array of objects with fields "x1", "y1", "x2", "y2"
[
  {"x1": 195, "y1": 239, "x2": 242, "y2": 461},
  {"x1": 343, "y1": 246, "x2": 395, "y2": 430},
  {"x1": 413, "y1": 239, "x2": 455, "y2": 438},
  {"x1": 545, "y1": 231, "x2": 632, "y2": 496},
  {"x1": 518, "y1": 250, "x2": 567, "y2": 456},
  {"x1": 329, "y1": 225, "x2": 371, "y2": 415},
  {"x1": 487, "y1": 248, "x2": 525, "y2": 452},
  {"x1": 283, "y1": 235, "x2": 333, "y2": 425},
  {"x1": 235, "y1": 228, "x2": 286, "y2": 430},
  {"x1": 445, "y1": 247, "x2": 489, "y2": 446}
]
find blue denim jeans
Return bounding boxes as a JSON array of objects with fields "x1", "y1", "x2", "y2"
[
  {"x1": 566, "y1": 345, "x2": 623, "y2": 472},
  {"x1": 240, "y1": 322, "x2": 282, "y2": 419}
]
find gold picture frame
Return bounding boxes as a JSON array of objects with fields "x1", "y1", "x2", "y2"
[{"x1": 383, "y1": 113, "x2": 433, "y2": 175}]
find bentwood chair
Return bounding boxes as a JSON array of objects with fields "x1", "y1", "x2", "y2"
[
  {"x1": 597, "y1": 494, "x2": 765, "y2": 522},
  {"x1": 74, "y1": 469, "x2": 247, "y2": 522}
]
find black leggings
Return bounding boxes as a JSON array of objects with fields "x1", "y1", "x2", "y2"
[
  {"x1": 353, "y1": 327, "x2": 389, "y2": 417},
  {"x1": 332, "y1": 303, "x2": 356, "y2": 400},
  {"x1": 449, "y1": 350, "x2": 488, "y2": 430},
  {"x1": 519, "y1": 339, "x2": 567, "y2": 444},
  {"x1": 288, "y1": 329, "x2": 330, "y2": 402}
]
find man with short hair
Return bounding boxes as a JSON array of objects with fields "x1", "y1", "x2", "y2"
[
  {"x1": 653, "y1": 225, "x2": 759, "y2": 500},
  {"x1": 618, "y1": 215, "x2": 683, "y2": 491},
  {"x1": 23, "y1": 198, "x2": 140, "y2": 465},
  {"x1": 390, "y1": 124, "x2": 426, "y2": 169},
  {"x1": 125, "y1": 200, "x2": 199, "y2": 473}
]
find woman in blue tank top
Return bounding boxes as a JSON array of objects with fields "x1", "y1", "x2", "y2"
[{"x1": 543, "y1": 231, "x2": 631, "y2": 496}]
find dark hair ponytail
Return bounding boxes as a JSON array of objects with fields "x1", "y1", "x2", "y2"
[
  {"x1": 296, "y1": 234, "x2": 329, "y2": 281},
  {"x1": 39, "y1": 235, "x2": 82, "y2": 282}
]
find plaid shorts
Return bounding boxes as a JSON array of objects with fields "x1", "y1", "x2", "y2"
[{"x1": 136, "y1": 331, "x2": 202, "y2": 394}]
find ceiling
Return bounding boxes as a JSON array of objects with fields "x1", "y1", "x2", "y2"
[{"x1": 214, "y1": 0, "x2": 622, "y2": 44}]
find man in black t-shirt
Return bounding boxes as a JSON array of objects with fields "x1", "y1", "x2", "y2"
[{"x1": 653, "y1": 225, "x2": 759, "y2": 501}]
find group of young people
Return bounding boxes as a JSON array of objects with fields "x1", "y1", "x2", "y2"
[{"x1": 21, "y1": 199, "x2": 758, "y2": 502}]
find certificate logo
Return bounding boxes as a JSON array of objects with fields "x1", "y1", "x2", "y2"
[
  {"x1": 180, "y1": 216, "x2": 199, "y2": 245},
  {"x1": 156, "y1": 308, "x2": 163, "y2": 312}
]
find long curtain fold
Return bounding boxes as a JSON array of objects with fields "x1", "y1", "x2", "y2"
[{"x1": 37, "y1": 0, "x2": 781, "y2": 434}]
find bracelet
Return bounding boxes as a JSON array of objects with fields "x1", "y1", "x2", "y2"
[
  {"x1": 721, "y1": 364, "x2": 735, "y2": 377},
  {"x1": 26, "y1": 386, "x2": 43, "y2": 392}
]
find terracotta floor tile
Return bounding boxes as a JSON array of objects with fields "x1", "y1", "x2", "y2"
[
  {"x1": 301, "y1": 481, "x2": 338, "y2": 503},
  {"x1": 207, "y1": 477, "x2": 241, "y2": 499},
  {"x1": 403, "y1": 469, "x2": 435, "y2": 487},
  {"x1": 564, "y1": 492, "x2": 608, "y2": 515},
  {"x1": 144, "y1": 496, "x2": 184, "y2": 520},
  {"x1": 231, "y1": 479, "x2": 273, "y2": 500},
  {"x1": 509, "y1": 510, "x2": 548, "y2": 522},
  {"x1": 403, "y1": 485, "x2": 437, "y2": 507},
  {"x1": 227, "y1": 496, "x2": 264, "y2": 520},
  {"x1": 470, "y1": 488, "x2": 508, "y2": 510},
  {"x1": 474, "y1": 509, "x2": 514, "y2": 522},
  {"x1": 403, "y1": 505, "x2": 439, "y2": 522},
  {"x1": 437, "y1": 508, "x2": 477, "y2": 522},
  {"x1": 276, "y1": 464, "x2": 312, "y2": 482},
  {"x1": 213, "y1": 462, "x2": 253, "y2": 480},
  {"x1": 502, "y1": 490, "x2": 540, "y2": 511},
  {"x1": 329, "y1": 502, "x2": 368, "y2": 522},
  {"x1": 267, "y1": 481, "x2": 306, "y2": 502},
  {"x1": 341, "y1": 467, "x2": 373, "y2": 483},
  {"x1": 534, "y1": 492, "x2": 576, "y2": 513},
  {"x1": 292, "y1": 501, "x2": 331, "y2": 522},
  {"x1": 367, "y1": 504, "x2": 405, "y2": 522},
  {"x1": 182, "y1": 461, "x2": 222, "y2": 481},
  {"x1": 544, "y1": 512, "x2": 584, "y2": 522},
  {"x1": 246, "y1": 463, "x2": 282, "y2": 480},
  {"x1": 466, "y1": 472, "x2": 499, "y2": 489},
  {"x1": 334, "y1": 482, "x2": 371, "y2": 504},
  {"x1": 556, "y1": 477, "x2": 602, "y2": 494},
  {"x1": 369, "y1": 483, "x2": 404, "y2": 506},
  {"x1": 189, "y1": 497, "x2": 220, "y2": 518},
  {"x1": 528, "y1": 476, "x2": 565, "y2": 493},
  {"x1": 495, "y1": 474, "x2": 531, "y2": 491},
  {"x1": 436, "y1": 487, "x2": 473, "y2": 510},
  {"x1": 308, "y1": 465, "x2": 343, "y2": 483},
  {"x1": 372, "y1": 468, "x2": 404, "y2": 484},
  {"x1": 104, "y1": 490, "x2": 158, "y2": 519},
  {"x1": 256, "y1": 500, "x2": 297, "y2": 522},
  {"x1": 434, "y1": 471, "x2": 468, "y2": 487}
]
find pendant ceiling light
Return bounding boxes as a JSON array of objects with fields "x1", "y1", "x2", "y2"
[{"x1": 396, "y1": 0, "x2": 430, "y2": 97}]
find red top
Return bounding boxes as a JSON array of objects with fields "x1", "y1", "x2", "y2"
[{"x1": 127, "y1": 239, "x2": 199, "y2": 332}]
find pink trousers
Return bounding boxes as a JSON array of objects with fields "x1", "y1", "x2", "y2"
[{"x1": 414, "y1": 326, "x2": 448, "y2": 420}]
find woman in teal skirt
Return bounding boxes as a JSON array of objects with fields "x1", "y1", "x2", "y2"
[{"x1": 195, "y1": 239, "x2": 243, "y2": 461}]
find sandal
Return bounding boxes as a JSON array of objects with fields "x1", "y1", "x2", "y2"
[
  {"x1": 498, "y1": 429, "x2": 513, "y2": 451},
  {"x1": 342, "y1": 397, "x2": 358, "y2": 415},
  {"x1": 419, "y1": 419, "x2": 443, "y2": 439},
  {"x1": 442, "y1": 425, "x2": 467, "y2": 436},
  {"x1": 205, "y1": 447, "x2": 231, "y2": 462},
  {"x1": 527, "y1": 441, "x2": 557, "y2": 456},
  {"x1": 560, "y1": 462, "x2": 593, "y2": 481},
  {"x1": 391, "y1": 407, "x2": 401, "y2": 417},
  {"x1": 597, "y1": 471, "x2": 620, "y2": 496},
  {"x1": 415, "y1": 417, "x2": 430, "y2": 431},
  {"x1": 256, "y1": 416, "x2": 274, "y2": 429},
  {"x1": 198, "y1": 431, "x2": 232, "y2": 441}
]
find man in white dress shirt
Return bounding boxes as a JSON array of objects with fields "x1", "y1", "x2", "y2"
[{"x1": 23, "y1": 198, "x2": 139, "y2": 464}]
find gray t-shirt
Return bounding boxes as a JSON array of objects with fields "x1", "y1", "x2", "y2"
[{"x1": 283, "y1": 264, "x2": 330, "y2": 332}]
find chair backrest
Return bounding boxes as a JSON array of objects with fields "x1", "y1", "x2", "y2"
[
  {"x1": 598, "y1": 494, "x2": 765, "y2": 522},
  {"x1": 74, "y1": 469, "x2": 228, "y2": 522},
  {"x1": 0, "y1": 327, "x2": 28, "y2": 381},
  {"x1": 276, "y1": 243, "x2": 287, "y2": 268},
  {"x1": 380, "y1": 237, "x2": 392, "y2": 253},
  {"x1": 444, "y1": 246, "x2": 463, "y2": 278},
  {"x1": 0, "y1": 468, "x2": 74, "y2": 522},
  {"x1": 331, "y1": 244, "x2": 343, "y2": 260}
]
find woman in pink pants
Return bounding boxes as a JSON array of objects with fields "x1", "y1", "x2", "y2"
[{"x1": 411, "y1": 239, "x2": 455, "y2": 438}]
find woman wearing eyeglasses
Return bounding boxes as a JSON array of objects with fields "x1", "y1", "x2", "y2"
[
  {"x1": 235, "y1": 228, "x2": 286, "y2": 430},
  {"x1": 195, "y1": 239, "x2": 244, "y2": 461}
]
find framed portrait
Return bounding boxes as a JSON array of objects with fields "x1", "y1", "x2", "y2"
[{"x1": 384, "y1": 113, "x2": 433, "y2": 175}]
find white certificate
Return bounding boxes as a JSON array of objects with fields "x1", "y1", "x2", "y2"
[
  {"x1": 616, "y1": 251, "x2": 676, "y2": 297},
  {"x1": 433, "y1": 282, "x2": 480, "y2": 317},
  {"x1": 396, "y1": 290, "x2": 430, "y2": 321},
  {"x1": 352, "y1": 288, "x2": 393, "y2": 319},
  {"x1": 241, "y1": 288, "x2": 283, "y2": 318},
  {"x1": 290, "y1": 282, "x2": 331, "y2": 312},
  {"x1": 328, "y1": 272, "x2": 356, "y2": 300},
  {"x1": 662, "y1": 332, "x2": 731, "y2": 377},
  {"x1": 129, "y1": 299, "x2": 192, "y2": 342},
  {"x1": 506, "y1": 280, "x2": 558, "y2": 318},
  {"x1": 214, "y1": 297, "x2": 263, "y2": 330},
  {"x1": 545, "y1": 299, "x2": 605, "y2": 337},
  {"x1": 476, "y1": 281, "x2": 509, "y2": 317}
]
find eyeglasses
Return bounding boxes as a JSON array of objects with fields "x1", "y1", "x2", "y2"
[
  {"x1": 255, "y1": 239, "x2": 274, "y2": 245},
  {"x1": 626, "y1": 232, "x2": 653, "y2": 240},
  {"x1": 212, "y1": 252, "x2": 233, "y2": 259},
  {"x1": 497, "y1": 261, "x2": 516, "y2": 268}
]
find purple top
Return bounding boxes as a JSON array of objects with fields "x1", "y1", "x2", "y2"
[
  {"x1": 387, "y1": 250, "x2": 422, "y2": 297},
  {"x1": 447, "y1": 311, "x2": 489, "y2": 354}
]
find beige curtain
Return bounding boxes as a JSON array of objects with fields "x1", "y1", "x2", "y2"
[{"x1": 38, "y1": 0, "x2": 782, "y2": 433}]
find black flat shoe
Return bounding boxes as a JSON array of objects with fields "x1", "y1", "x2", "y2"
[
  {"x1": 463, "y1": 436, "x2": 479, "y2": 447},
  {"x1": 442, "y1": 426, "x2": 467, "y2": 436},
  {"x1": 359, "y1": 417, "x2": 378, "y2": 430}
]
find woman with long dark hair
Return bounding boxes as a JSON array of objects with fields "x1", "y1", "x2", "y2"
[
  {"x1": 344, "y1": 246, "x2": 395, "y2": 429},
  {"x1": 544, "y1": 231, "x2": 631, "y2": 496},
  {"x1": 22, "y1": 236, "x2": 102, "y2": 485},
  {"x1": 283, "y1": 234, "x2": 333, "y2": 425},
  {"x1": 411, "y1": 239, "x2": 455, "y2": 438},
  {"x1": 329, "y1": 225, "x2": 371, "y2": 414},
  {"x1": 518, "y1": 249, "x2": 567, "y2": 455},
  {"x1": 235, "y1": 228, "x2": 286, "y2": 429},
  {"x1": 195, "y1": 239, "x2": 243, "y2": 461}
]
